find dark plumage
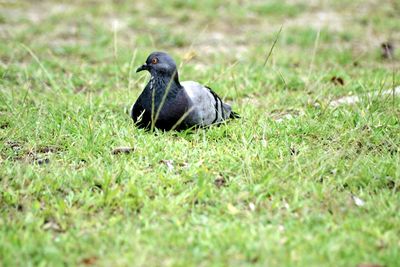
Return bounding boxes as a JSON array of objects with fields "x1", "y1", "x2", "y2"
[{"x1": 130, "y1": 52, "x2": 239, "y2": 131}]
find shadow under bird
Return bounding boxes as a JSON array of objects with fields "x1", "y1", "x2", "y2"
[{"x1": 131, "y1": 52, "x2": 239, "y2": 131}]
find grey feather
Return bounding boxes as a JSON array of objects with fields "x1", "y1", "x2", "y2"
[{"x1": 181, "y1": 81, "x2": 232, "y2": 126}]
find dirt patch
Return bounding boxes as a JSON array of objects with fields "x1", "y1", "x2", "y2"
[
  {"x1": 0, "y1": 2, "x2": 74, "y2": 38},
  {"x1": 270, "y1": 108, "x2": 305, "y2": 122},
  {"x1": 214, "y1": 175, "x2": 228, "y2": 188},
  {"x1": 112, "y1": 147, "x2": 135, "y2": 155},
  {"x1": 329, "y1": 86, "x2": 400, "y2": 107},
  {"x1": 3, "y1": 141, "x2": 61, "y2": 164},
  {"x1": 285, "y1": 10, "x2": 345, "y2": 31},
  {"x1": 35, "y1": 146, "x2": 61, "y2": 154}
]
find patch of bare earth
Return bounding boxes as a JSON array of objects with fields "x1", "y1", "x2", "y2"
[
  {"x1": 0, "y1": 1, "x2": 74, "y2": 39},
  {"x1": 285, "y1": 10, "x2": 345, "y2": 31},
  {"x1": 329, "y1": 86, "x2": 400, "y2": 107}
]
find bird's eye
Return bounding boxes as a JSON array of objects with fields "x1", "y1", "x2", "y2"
[{"x1": 151, "y1": 58, "x2": 158, "y2": 64}]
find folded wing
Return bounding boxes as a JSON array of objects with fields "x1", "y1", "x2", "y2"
[{"x1": 181, "y1": 81, "x2": 233, "y2": 127}]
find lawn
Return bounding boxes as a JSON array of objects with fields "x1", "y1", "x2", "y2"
[{"x1": 0, "y1": 0, "x2": 399, "y2": 266}]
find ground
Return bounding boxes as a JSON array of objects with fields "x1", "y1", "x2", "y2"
[{"x1": 0, "y1": 0, "x2": 399, "y2": 266}]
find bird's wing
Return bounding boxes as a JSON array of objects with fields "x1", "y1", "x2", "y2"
[{"x1": 181, "y1": 81, "x2": 231, "y2": 126}]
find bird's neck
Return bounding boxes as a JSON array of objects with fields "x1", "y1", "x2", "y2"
[{"x1": 148, "y1": 73, "x2": 182, "y2": 105}]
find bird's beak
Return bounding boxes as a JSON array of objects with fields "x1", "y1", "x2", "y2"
[{"x1": 136, "y1": 64, "x2": 149, "y2": 73}]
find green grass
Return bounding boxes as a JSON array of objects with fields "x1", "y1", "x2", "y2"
[{"x1": 1, "y1": 0, "x2": 399, "y2": 266}]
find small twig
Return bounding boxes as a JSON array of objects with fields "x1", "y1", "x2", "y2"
[
  {"x1": 151, "y1": 69, "x2": 177, "y2": 131},
  {"x1": 207, "y1": 61, "x2": 239, "y2": 85},
  {"x1": 179, "y1": 24, "x2": 210, "y2": 70},
  {"x1": 20, "y1": 44, "x2": 59, "y2": 91},
  {"x1": 263, "y1": 25, "x2": 283, "y2": 67},
  {"x1": 307, "y1": 28, "x2": 320, "y2": 82},
  {"x1": 230, "y1": 72, "x2": 239, "y2": 98},
  {"x1": 275, "y1": 68, "x2": 288, "y2": 89},
  {"x1": 128, "y1": 49, "x2": 137, "y2": 92},
  {"x1": 170, "y1": 106, "x2": 196, "y2": 131},
  {"x1": 113, "y1": 21, "x2": 120, "y2": 89},
  {"x1": 390, "y1": 50, "x2": 397, "y2": 107}
]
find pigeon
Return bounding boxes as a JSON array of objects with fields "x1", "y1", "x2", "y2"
[{"x1": 131, "y1": 51, "x2": 239, "y2": 131}]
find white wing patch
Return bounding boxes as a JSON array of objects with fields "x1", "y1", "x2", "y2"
[{"x1": 181, "y1": 81, "x2": 229, "y2": 126}]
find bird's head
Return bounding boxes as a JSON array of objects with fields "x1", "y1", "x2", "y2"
[{"x1": 136, "y1": 52, "x2": 178, "y2": 78}]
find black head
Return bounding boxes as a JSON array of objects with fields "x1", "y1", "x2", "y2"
[{"x1": 136, "y1": 52, "x2": 179, "y2": 78}]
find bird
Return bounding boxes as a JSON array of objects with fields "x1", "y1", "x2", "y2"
[{"x1": 130, "y1": 51, "x2": 239, "y2": 131}]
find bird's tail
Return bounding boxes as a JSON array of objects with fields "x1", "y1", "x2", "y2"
[
  {"x1": 229, "y1": 111, "x2": 240, "y2": 119},
  {"x1": 222, "y1": 103, "x2": 240, "y2": 120}
]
